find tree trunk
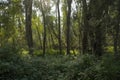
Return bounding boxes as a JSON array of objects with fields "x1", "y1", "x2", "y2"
[
  {"x1": 25, "y1": 0, "x2": 33, "y2": 54},
  {"x1": 82, "y1": 0, "x2": 89, "y2": 54},
  {"x1": 40, "y1": 1, "x2": 46, "y2": 55},
  {"x1": 66, "y1": 0, "x2": 72, "y2": 55},
  {"x1": 57, "y1": 0, "x2": 62, "y2": 54}
]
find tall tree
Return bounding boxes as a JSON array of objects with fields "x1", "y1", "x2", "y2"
[
  {"x1": 57, "y1": 0, "x2": 62, "y2": 54},
  {"x1": 39, "y1": 0, "x2": 47, "y2": 55},
  {"x1": 81, "y1": 0, "x2": 89, "y2": 54},
  {"x1": 41, "y1": 2, "x2": 46, "y2": 55},
  {"x1": 66, "y1": 0, "x2": 72, "y2": 55},
  {"x1": 25, "y1": 0, "x2": 33, "y2": 54}
]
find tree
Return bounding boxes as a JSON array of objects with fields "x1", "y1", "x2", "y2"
[
  {"x1": 57, "y1": 0, "x2": 62, "y2": 54},
  {"x1": 66, "y1": 0, "x2": 72, "y2": 55},
  {"x1": 40, "y1": 0, "x2": 47, "y2": 55},
  {"x1": 81, "y1": 0, "x2": 89, "y2": 54},
  {"x1": 25, "y1": 0, "x2": 33, "y2": 54}
]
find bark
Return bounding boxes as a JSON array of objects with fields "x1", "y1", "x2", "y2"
[
  {"x1": 25, "y1": 0, "x2": 33, "y2": 54},
  {"x1": 40, "y1": 1, "x2": 46, "y2": 55},
  {"x1": 57, "y1": 0, "x2": 62, "y2": 54},
  {"x1": 81, "y1": 0, "x2": 89, "y2": 54},
  {"x1": 66, "y1": 0, "x2": 72, "y2": 55}
]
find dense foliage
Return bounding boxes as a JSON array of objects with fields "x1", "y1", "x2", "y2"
[{"x1": 0, "y1": 48, "x2": 120, "y2": 80}]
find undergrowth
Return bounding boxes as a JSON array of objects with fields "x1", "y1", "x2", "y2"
[{"x1": 0, "y1": 47, "x2": 120, "y2": 80}]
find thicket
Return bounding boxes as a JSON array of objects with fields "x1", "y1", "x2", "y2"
[{"x1": 0, "y1": 47, "x2": 120, "y2": 80}]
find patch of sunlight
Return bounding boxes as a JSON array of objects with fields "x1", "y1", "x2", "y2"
[
  {"x1": 21, "y1": 49, "x2": 29, "y2": 55},
  {"x1": 105, "y1": 46, "x2": 114, "y2": 53},
  {"x1": 70, "y1": 50, "x2": 79, "y2": 55}
]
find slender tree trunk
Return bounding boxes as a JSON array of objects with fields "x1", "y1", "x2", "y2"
[
  {"x1": 43, "y1": 13, "x2": 46, "y2": 55},
  {"x1": 40, "y1": 1, "x2": 46, "y2": 55},
  {"x1": 82, "y1": 0, "x2": 89, "y2": 54},
  {"x1": 57, "y1": 0, "x2": 62, "y2": 54},
  {"x1": 66, "y1": 0, "x2": 72, "y2": 55},
  {"x1": 25, "y1": 0, "x2": 33, "y2": 54}
]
